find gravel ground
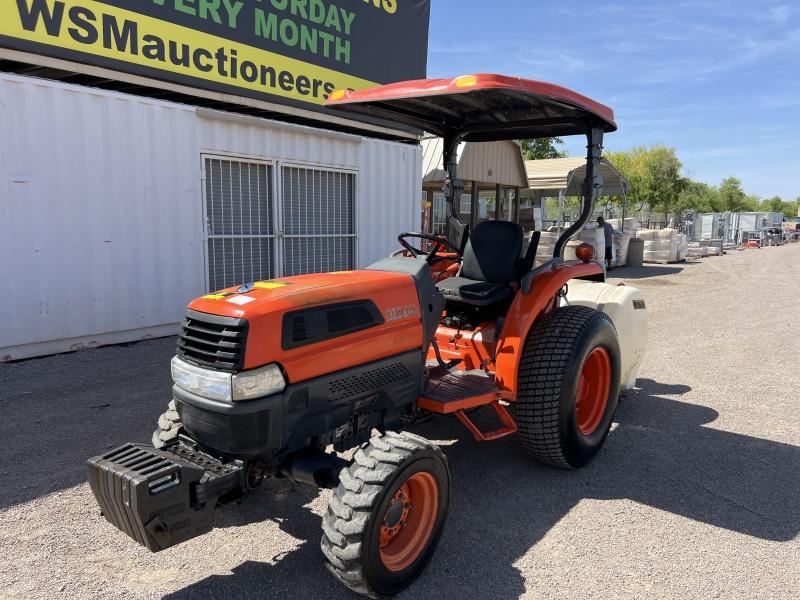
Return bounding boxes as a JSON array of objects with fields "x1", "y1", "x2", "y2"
[{"x1": 1, "y1": 244, "x2": 799, "y2": 600}]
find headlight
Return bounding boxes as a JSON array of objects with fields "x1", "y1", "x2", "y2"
[
  {"x1": 171, "y1": 356, "x2": 232, "y2": 402},
  {"x1": 171, "y1": 357, "x2": 286, "y2": 402},
  {"x1": 232, "y1": 363, "x2": 286, "y2": 401}
]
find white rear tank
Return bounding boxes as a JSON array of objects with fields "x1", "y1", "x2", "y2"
[{"x1": 564, "y1": 279, "x2": 648, "y2": 390}]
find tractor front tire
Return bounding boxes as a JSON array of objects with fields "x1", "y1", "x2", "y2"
[
  {"x1": 152, "y1": 400, "x2": 183, "y2": 449},
  {"x1": 321, "y1": 431, "x2": 450, "y2": 598},
  {"x1": 516, "y1": 305, "x2": 621, "y2": 469}
]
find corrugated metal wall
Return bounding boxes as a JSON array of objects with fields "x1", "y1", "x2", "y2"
[
  {"x1": 0, "y1": 73, "x2": 420, "y2": 360},
  {"x1": 358, "y1": 138, "x2": 420, "y2": 266},
  {"x1": 0, "y1": 74, "x2": 203, "y2": 359},
  {"x1": 458, "y1": 141, "x2": 527, "y2": 188}
]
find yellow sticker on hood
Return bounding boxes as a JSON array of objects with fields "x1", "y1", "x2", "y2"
[{"x1": 254, "y1": 281, "x2": 290, "y2": 290}]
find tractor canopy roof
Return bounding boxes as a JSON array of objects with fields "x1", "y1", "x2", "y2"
[{"x1": 325, "y1": 74, "x2": 616, "y2": 141}]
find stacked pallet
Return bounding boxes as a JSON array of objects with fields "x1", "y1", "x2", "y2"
[
  {"x1": 531, "y1": 226, "x2": 633, "y2": 267},
  {"x1": 577, "y1": 225, "x2": 606, "y2": 262},
  {"x1": 550, "y1": 227, "x2": 606, "y2": 265},
  {"x1": 638, "y1": 228, "x2": 679, "y2": 263},
  {"x1": 607, "y1": 217, "x2": 641, "y2": 232},
  {"x1": 531, "y1": 231, "x2": 558, "y2": 267},
  {"x1": 699, "y1": 238, "x2": 724, "y2": 255},
  {"x1": 605, "y1": 218, "x2": 639, "y2": 267},
  {"x1": 677, "y1": 233, "x2": 689, "y2": 261},
  {"x1": 686, "y1": 246, "x2": 709, "y2": 258},
  {"x1": 612, "y1": 232, "x2": 632, "y2": 267},
  {"x1": 564, "y1": 240, "x2": 585, "y2": 261}
]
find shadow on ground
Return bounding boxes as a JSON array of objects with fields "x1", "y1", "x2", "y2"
[
  {"x1": 2, "y1": 344, "x2": 798, "y2": 599},
  {"x1": 609, "y1": 265, "x2": 684, "y2": 279},
  {"x1": 0, "y1": 338, "x2": 177, "y2": 509},
  {"x1": 165, "y1": 379, "x2": 799, "y2": 600}
]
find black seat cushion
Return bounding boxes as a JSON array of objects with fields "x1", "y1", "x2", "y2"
[
  {"x1": 435, "y1": 277, "x2": 514, "y2": 306},
  {"x1": 461, "y1": 221, "x2": 524, "y2": 283}
]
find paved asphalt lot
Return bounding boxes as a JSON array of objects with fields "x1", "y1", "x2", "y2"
[{"x1": 1, "y1": 244, "x2": 799, "y2": 600}]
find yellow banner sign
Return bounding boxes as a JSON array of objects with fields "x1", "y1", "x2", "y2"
[{"x1": 0, "y1": 0, "x2": 382, "y2": 106}]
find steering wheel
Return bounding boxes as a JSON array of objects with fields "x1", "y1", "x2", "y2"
[{"x1": 396, "y1": 232, "x2": 463, "y2": 265}]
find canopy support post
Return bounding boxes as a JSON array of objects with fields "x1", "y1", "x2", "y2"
[
  {"x1": 512, "y1": 188, "x2": 520, "y2": 223},
  {"x1": 621, "y1": 183, "x2": 628, "y2": 233},
  {"x1": 426, "y1": 188, "x2": 434, "y2": 234},
  {"x1": 443, "y1": 133, "x2": 466, "y2": 244},
  {"x1": 470, "y1": 181, "x2": 479, "y2": 227},
  {"x1": 557, "y1": 191, "x2": 564, "y2": 240},
  {"x1": 554, "y1": 127, "x2": 604, "y2": 258}
]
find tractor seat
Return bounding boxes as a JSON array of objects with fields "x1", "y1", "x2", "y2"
[
  {"x1": 435, "y1": 278, "x2": 513, "y2": 305},
  {"x1": 436, "y1": 220, "x2": 524, "y2": 307}
]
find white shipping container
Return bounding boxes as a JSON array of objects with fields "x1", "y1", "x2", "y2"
[
  {"x1": 738, "y1": 213, "x2": 758, "y2": 232},
  {"x1": 765, "y1": 212, "x2": 784, "y2": 226},
  {"x1": 700, "y1": 214, "x2": 717, "y2": 239},
  {"x1": 0, "y1": 73, "x2": 421, "y2": 360}
]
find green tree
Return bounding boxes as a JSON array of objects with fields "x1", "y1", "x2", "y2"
[
  {"x1": 646, "y1": 146, "x2": 687, "y2": 219},
  {"x1": 786, "y1": 197, "x2": 800, "y2": 217},
  {"x1": 604, "y1": 145, "x2": 685, "y2": 222},
  {"x1": 520, "y1": 138, "x2": 567, "y2": 160},
  {"x1": 718, "y1": 177, "x2": 749, "y2": 211},
  {"x1": 761, "y1": 196, "x2": 785, "y2": 213},
  {"x1": 745, "y1": 195, "x2": 761, "y2": 211},
  {"x1": 595, "y1": 145, "x2": 797, "y2": 223},
  {"x1": 604, "y1": 147, "x2": 649, "y2": 219},
  {"x1": 758, "y1": 195, "x2": 800, "y2": 217},
  {"x1": 677, "y1": 180, "x2": 721, "y2": 213}
]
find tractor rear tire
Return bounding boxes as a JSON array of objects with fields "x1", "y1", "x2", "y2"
[
  {"x1": 321, "y1": 431, "x2": 450, "y2": 598},
  {"x1": 152, "y1": 400, "x2": 183, "y2": 449},
  {"x1": 516, "y1": 305, "x2": 621, "y2": 469}
]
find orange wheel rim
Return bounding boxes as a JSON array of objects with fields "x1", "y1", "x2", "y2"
[
  {"x1": 576, "y1": 347, "x2": 611, "y2": 435},
  {"x1": 379, "y1": 471, "x2": 439, "y2": 572}
]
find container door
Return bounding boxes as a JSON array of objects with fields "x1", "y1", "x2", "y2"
[
  {"x1": 203, "y1": 157, "x2": 275, "y2": 291},
  {"x1": 279, "y1": 165, "x2": 357, "y2": 276}
]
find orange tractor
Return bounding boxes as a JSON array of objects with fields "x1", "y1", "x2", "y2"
[{"x1": 88, "y1": 74, "x2": 647, "y2": 597}]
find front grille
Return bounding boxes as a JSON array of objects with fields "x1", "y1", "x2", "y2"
[{"x1": 177, "y1": 309, "x2": 247, "y2": 372}]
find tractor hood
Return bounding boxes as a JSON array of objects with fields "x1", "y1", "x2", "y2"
[
  {"x1": 186, "y1": 271, "x2": 424, "y2": 382},
  {"x1": 188, "y1": 271, "x2": 415, "y2": 319}
]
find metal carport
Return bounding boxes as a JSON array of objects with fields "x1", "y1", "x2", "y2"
[
  {"x1": 421, "y1": 138, "x2": 529, "y2": 231},
  {"x1": 522, "y1": 156, "x2": 629, "y2": 232}
]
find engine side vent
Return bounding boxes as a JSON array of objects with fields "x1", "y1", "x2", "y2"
[
  {"x1": 177, "y1": 309, "x2": 247, "y2": 372},
  {"x1": 328, "y1": 362, "x2": 411, "y2": 402},
  {"x1": 291, "y1": 315, "x2": 313, "y2": 344},
  {"x1": 282, "y1": 300, "x2": 384, "y2": 350}
]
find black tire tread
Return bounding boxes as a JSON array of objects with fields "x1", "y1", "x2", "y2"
[
  {"x1": 320, "y1": 431, "x2": 445, "y2": 598},
  {"x1": 516, "y1": 305, "x2": 611, "y2": 469}
]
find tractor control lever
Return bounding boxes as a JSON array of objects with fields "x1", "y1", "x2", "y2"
[{"x1": 431, "y1": 338, "x2": 463, "y2": 370}]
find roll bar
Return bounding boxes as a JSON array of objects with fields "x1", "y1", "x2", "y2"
[{"x1": 442, "y1": 125, "x2": 605, "y2": 258}]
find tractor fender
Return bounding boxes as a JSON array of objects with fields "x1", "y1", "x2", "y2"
[{"x1": 494, "y1": 259, "x2": 605, "y2": 398}]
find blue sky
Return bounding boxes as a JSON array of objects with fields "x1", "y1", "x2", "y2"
[{"x1": 427, "y1": 1, "x2": 799, "y2": 200}]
